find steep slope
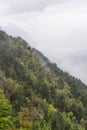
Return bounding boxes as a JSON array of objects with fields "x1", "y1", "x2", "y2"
[
  {"x1": 0, "y1": 30, "x2": 87, "y2": 130},
  {"x1": 33, "y1": 48, "x2": 87, "y2": 101}
]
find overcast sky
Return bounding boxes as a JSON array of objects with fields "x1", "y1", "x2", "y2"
[{"x1": 0, "y1": 0, "x2": 87, "y2": 83}]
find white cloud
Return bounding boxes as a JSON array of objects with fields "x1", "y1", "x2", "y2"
[
  {"x1": 0, "y1": 0, "x2": 87, "y2": 83},
  {"x1": 0, "y1": 0, "x2": 70, "y2": 15},
  {"x1": 0, "y1": 0, "x2": 87, "y2": 15}
]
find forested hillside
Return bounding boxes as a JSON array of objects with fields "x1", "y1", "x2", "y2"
[{"x1": 0, "y1": 30, "x2": 87, "y2": 130}]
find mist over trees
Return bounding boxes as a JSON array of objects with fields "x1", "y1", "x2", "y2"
[{"x1": 0, "y1": 30, "x2": 87, "y2": 130}]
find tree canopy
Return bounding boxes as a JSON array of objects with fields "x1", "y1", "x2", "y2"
[{"x1": 0, "y1": 30, "x2": 87, "y2": 130}]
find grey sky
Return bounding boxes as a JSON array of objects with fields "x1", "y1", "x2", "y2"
[
  {"x1": 0, "y1": 0, "x2": 87, "y2": 83},
  {"x1": 1, "y1": 0, "x2": 70, "y2": 14}
]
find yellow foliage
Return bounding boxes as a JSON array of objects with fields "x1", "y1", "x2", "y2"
[{"x1": 48, "y1": 104, "x2": 57, "y2": 113}]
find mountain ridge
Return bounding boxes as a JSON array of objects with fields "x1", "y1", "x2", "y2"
[{"x1": 0, "y1": 30, "x2": 87, "y2": 130}]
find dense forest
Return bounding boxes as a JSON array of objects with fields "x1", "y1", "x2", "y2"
[{"x1": 0, "y1": 30, "x2": 87, "y2": 130}]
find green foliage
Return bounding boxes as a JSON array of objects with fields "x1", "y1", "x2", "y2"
[
  {"x1": 0, "y1": 89, "x2": 13, "y2": 130},
  {"x1": 0, "y1": 30, "x2": 87, "y2": 130},
  {"x1": 32, "y1": 118, "x2": 51, "y2": 130},
  {"x1": 3, "y1": 78, "x2": 19, "y2": 98}
]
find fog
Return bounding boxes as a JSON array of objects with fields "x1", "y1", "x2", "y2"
[{"x1": 0, "y1": 0, "x2": 87, "y2": 83}]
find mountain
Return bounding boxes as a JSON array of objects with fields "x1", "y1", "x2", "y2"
[
  {"x1": 2, "y1": 24, "x2": 37, "y2": 47},
  {"x1": 33, "y1": 48, "x2": 87, "y2": 97},
  {"x1": 0, "y1": 30, "x2": 87, "y2": 130}
]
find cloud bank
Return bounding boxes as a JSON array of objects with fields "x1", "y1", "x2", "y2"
[{"x1": 0, "y1": 0, "x2": 87, "y2": 83}]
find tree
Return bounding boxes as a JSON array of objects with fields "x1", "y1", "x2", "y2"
[
  {"x1": 0, "y1": 89, "x2": 13, "y2": 130},
  {"x1": 18, "y1": 107, "x2": 36, "y2": 130},
  {"x1": 32, "y1": 118, "x2": 51, "y2": 130}
]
